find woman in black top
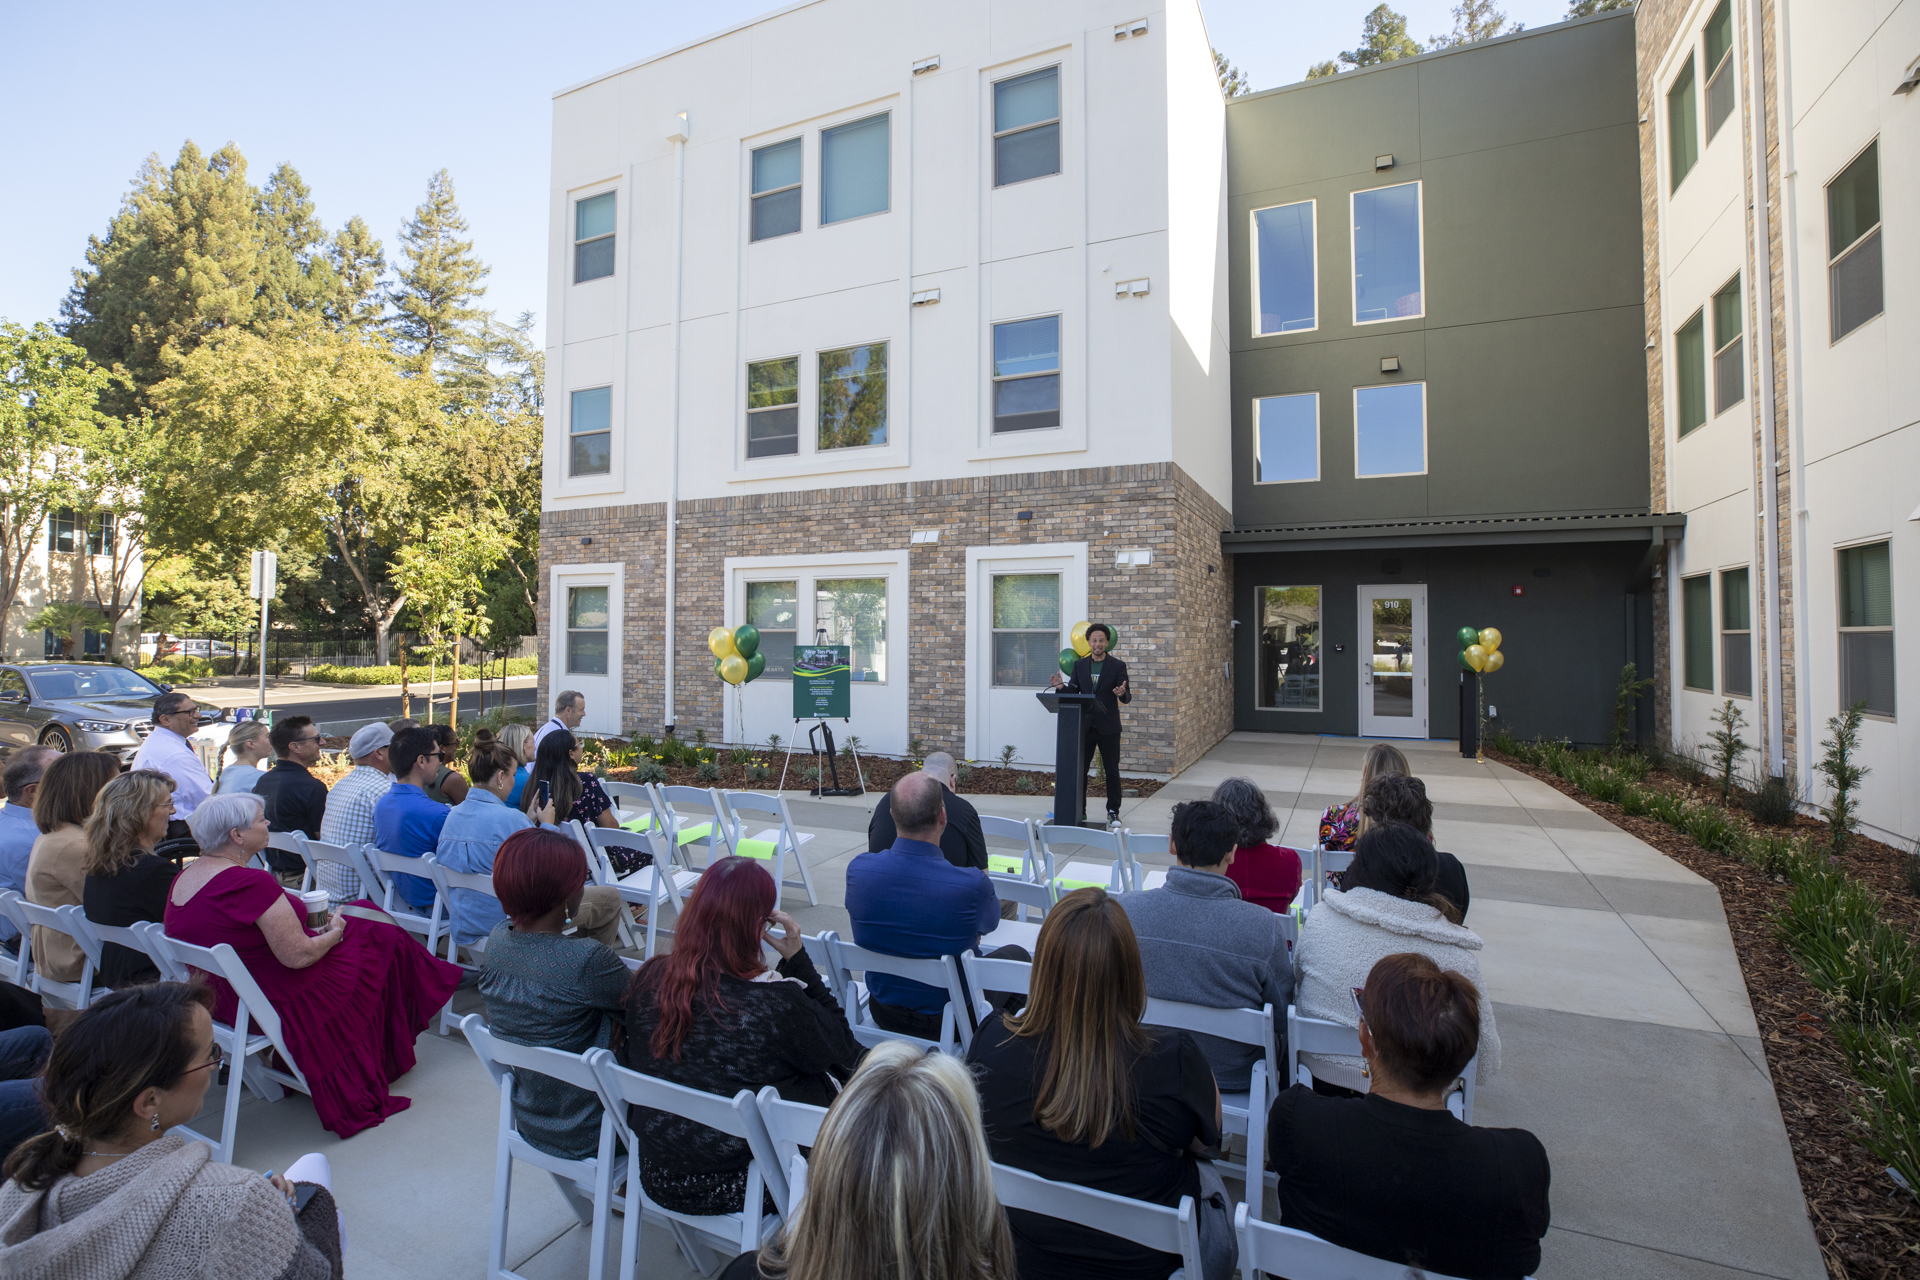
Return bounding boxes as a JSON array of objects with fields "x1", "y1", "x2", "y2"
[
  {"x1": 966, "y1": 888, "x2": 1220, "y2": 1280},
  {"x1": 1268, "y1": 952, "x2": 1550, "y2": 1280},
  {"x1": 621, "y1": 856, "x2": 860, "y2": 1215},
  {"x1": 80, "y1": 772, "x2": 180, "y2": 987},
  {"x1": 522, "y1": 730, "x2": 617, "y2": 829}
]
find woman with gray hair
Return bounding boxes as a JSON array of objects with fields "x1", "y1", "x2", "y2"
[{"x1": 1210, "y1": 776, "x2": 1303, "y2": 915}]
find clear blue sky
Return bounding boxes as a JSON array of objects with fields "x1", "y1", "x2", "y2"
[{"x1": 2, "y1": 0, "x2": 1578, "y2": 349}]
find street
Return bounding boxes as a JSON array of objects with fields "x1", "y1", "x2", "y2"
[{"x1": 266, "y1": 687, "x2": 538, "y2": 735}]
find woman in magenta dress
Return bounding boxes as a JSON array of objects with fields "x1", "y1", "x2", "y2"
[{"x1": 164, "y1": 791, "x2": 463, "y2": 1138}]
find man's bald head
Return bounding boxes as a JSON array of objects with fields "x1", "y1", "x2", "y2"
[
  {"x1": 922, "y1": 752, "x2": 958, "y2": 786},
  {"x1": 890, "y1": 770, "x2": 948, "y2": 840}
]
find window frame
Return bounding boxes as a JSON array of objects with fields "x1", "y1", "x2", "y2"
[
  {"x1": 745, "y1": 355, "x2": 802, "y2": 460},
  {"x1": 1675, "y1": 307, "x2": 1707, "y2": 438},
  {"x1": 564, "y1": 585, "x2": 611, "y2": 677},
  {"x1": 572, "y1": 190, "x2": 616, "y2": 284},
  {"x1": 1253, "y1": 392, "x2": 1320, "y2": 485},
  {"x1": 1703, "y1": 0, "x2": 1736, "y2": 143},
  {"x1": 1826, "y1": 138, "x2": 1884, "y2": 344},
  {"x1": 749, "y1": 137, "x2": 804, "y2": 243},
  {"x1": 1836, "y1": 539, "x2": 1896, "y2": 720},
  {"x1": 1681, "y1": 572, "x2": 1715, "y2": 692},
  {"x1": 1257, "y1": 585, "x2": 1324, "y2": 713},
  {"x1": 87, "y1": 512, "x2": 115, "y2": 557},
  {"x1": 1711, "y1": 274, "x2": 1744, "y2": 417},
  {"x1": 568, "y1": 385, "x2": 614, "y2": 478},
  {"x1": 990, "y1": 313, "x2": 1062, "y2": 435},
  {"x1": 989, "y1": 572, "x2": 1063, "y2": 689},
  {"x1": 742, "y1": 579, "x2": 799, "y2": 681},
  {"x1": 992, "y1": 65, "x2": 1063, "y2": 189},
  {"x1": 1668, "y1": 54, "x2": 1700, "y2": 192},
  {"x1": 1349, "y1": 181, "x2": 1425, "y2": 327},
  {"x1": 1352, "y1": 382, "x2": 1428, "y2": 479},
  {"x1": 1250, "y1": 199, "x2": 1318, "y2": 336},
  {"x1": 1720, "y1": 566, "x2": 1752, "y2": 698},
  {"x1": 47, "y1": 509, "x2": 78, "y2": 554},
  {"x1": 819, "y1": 112, "x2": 891, "y2": 227}
]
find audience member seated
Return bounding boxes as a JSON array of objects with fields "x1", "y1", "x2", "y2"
[
  {"x1": 620, "y1": 857, "x2": 860, "y2": 1216},
  {"x1": 255, "y1": 715, "x2": 331, "y2": 884},
  {"x1": 1361, "y1": 775, "x2": 1471, "y2": 922},
  {"x1": 1319, "y1": 741, "x2": 1408, "y2": 852},
  {"x1": 437, "y1": 734, "x2": 622, "y2": 951},
  {"x1": 163, "y1": 793, "x2": 463, "y2": 1138},
  {"x1": 0, "y1": 747, "x2": 58, "y2": 953},
  {"x1": 317, "y1": 723, "x2": 394, "y2": 907},
  {"x1": 866, "y1": 751, "x2": 988, "y2": 870},
  {"x1": 215, "y1": 721, "x2": 273, "y2": 796},
  {"x1": 478, "y1": 829, "x2": 632, "y2": 1161},
  {"x1": 967, "y1": 889, "x2": 1222, "y2": 1280},
  {"x1": 1269, "y1": 952, "x2": 1550, "y2": 1279},
  {"x1": 82, "y1": 772, "x2": 182, "y2": 988},
  {"x1": 1292, "y1": 822, "x2": 1498, "y2": 1095},
  {"x1": 847, "y1": 772, "x2": 1024, "y2": 1040},
  {"x1": 521, "y1": 730, "x2": 618, "y2": 830},
  {"x1": 25, "y1": 752, "x2": 122, "y2": 985},
  {"x1": 1116, "y1": 799, "x2": 1293, "y2": 1091},
  {"x1": 371, "y1": 727, "x2": 449, "y2": 915},
  {"x1": 422, "y1": 724, "x2": 470, "y2": 806},
  {"x1": 721, "y1": 1039, "x2": 1016, "y2": 1280},
  {"x1": 499, "y1": 723, "x2": 535, "y2": 809},
  {"x1": 0, "y1": 993, "x2": 53, "y2": 1164},
  {"x1": 1211, "y1": 776, "x2": 1303, "y2": 913},
  {"x1": 0, "y1": 982, "x2": 345, "y2": 1279}
]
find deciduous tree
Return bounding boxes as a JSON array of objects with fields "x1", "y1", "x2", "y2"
[
  {"x1": 1213, "y1": 49, "x2": 1250, "y2": 96},
  {"x1": 0, "y1": 323, "x2": 100, "y2": 639}
]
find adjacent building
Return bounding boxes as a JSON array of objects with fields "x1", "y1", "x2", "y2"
[{"x1": 3, "y1": 508, "x2": 141, "y2": 661}]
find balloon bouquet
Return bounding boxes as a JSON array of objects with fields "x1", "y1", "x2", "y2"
[
  {"x1": 1455, "y1": 626, "x2": 1507, "y2": 762},
  {"x1": 709, "y1": 625, "x2": 767, "y2": 685},
  {"x1": 1055, "y1": 620, "x2": 1118, "y2": 674}
]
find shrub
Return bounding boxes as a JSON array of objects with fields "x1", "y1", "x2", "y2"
[
  {"x1": 1490, "y1": 730, "x2": 1524, "y2": 758},
  {"x1": 1610, "y1": 752, "x2": 1652, "y2": 784},
  {"x1": 999, "y1": 744, "x2": 1018, "y2": 768},
  {"x1": 747, "y1": 762, "x2": 770, "y2": 784},
  {"x1": 1778, "y1": 867, "x2": 1920, "y2": 1023},
  {"x1": 1682, "y1": 804, "x2": 1737, "y2": 855},
  {"x1": 908, "y1": 737, "x2": 924, "y2": 760},
  {"x1": 1014, "y1": 774, "x2": 1035, "y2": 794},
  {"x1": 1833, "y1": 1019, "x2": 1920, "y2": 1199},
  {"x1": 1707, "y1": 700, "x2": 1751, "y2": 802},
  {"x1": 304, "y1": 657, "x2": 536, "y2": 685},
  {"x1": 1618, "y1": 783, "x2": 1652, "y2": 817},
  {"x1": 696, "y1": 760, "x2": 720, "y2": 783},
  {"x1": 1750, "y1": 772, "x2": 1802, "y2": 827},
  {"x1": 633, "y1": 760, "x2": 667, "y2": 785},
  {"x1": 842, "y1": 735, "x2": 862, "y2": 760},
  {"x1": 1816, "y1": 702, "x2": 1870, "y2": 856},
  {"x1": 726, "y1": 746, "x2": 751, "y2": 767},
  {"x1": 1610, "y1": 663, "x2": 1654, "y2": 748},
  {"x1": 957, "y1": 762, "x2": 973, "y2": 784},
  {"x1": 1647, "y1": 791, "x2": 1687, "y2": 828},
  {"x1": 766, "y1": 732, "x2": 783, "y2": 752}
]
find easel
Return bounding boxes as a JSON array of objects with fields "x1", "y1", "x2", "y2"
[{"x1": 776, "y1": 719, "x2": 866, "y2": 797}]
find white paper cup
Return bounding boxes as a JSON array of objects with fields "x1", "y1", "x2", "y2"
[{"x1": 299, "y1": 890, "x2": 330, "y2": 929}]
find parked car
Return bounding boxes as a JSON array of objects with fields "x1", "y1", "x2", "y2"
[
  {"x1": 136, "y1": 634, "x2": 236, "y2": 661},
  {"x1": 0, "y1": 662, "x2": 227, "y2": 762}
]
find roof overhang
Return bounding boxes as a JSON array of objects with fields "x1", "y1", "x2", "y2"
[{"x1": 1219, "y1": 512, "x2": 1687, "y2": 555}]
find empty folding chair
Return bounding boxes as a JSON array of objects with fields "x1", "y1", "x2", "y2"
[
  {"x1": 0, "y1": 891, "x2": 34, "y2": 987},
  {"x1": 1285, "y1": 1004, "x2": 1475, "y2": 1123},
  {"x1": 821, "y1": 934, "x2": 970, "y2": 1054},
  {"x1": 992, "y1": 1163, "x2": 1204, "y2": 1279},
  {"x1": 1233, "y1": 1201, "x2": 1490, "y2": 1280},
  {"x1": 749, "y1": 1085, "x2": 828, "y2": 1216},
  {"x1": 463, "y1": 1015, "x2": 624, "y2": 1280},
  {"x1": 979, "y1": 814, "x2": 1041, "y2": 879},
  {"x1": 297, "y1": 836, "x2": 381, "y2": 908},
  {"x1": 1122, "y1": 830, "x2": 1171, "y2": 891},
  {"x1": 991, "y1": 874, "x2": 1055, "y2": 923},
  {"x1": 584, "y1": 824, "x2": 701, "y2": 960},
  {"x1": 600, "y1": 779, "x2": 651, "y2": 827},
  {"x1": 14, "y1": 900, "x2": 104, "y2": 1009},
  {"x1": 1036, "y1": 824, "x2": 1131, "y2": 896},
  {"x1": 1143, "y1": 998, "x2": 1277, "y2": 1216},
  {"x1": 719, "y1": 791, "x2": 819, "y2": 906},
  {"x1": 656, "y1": 786, "x2": 736, "y2": 868}
]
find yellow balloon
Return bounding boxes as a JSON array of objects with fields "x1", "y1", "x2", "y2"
[
  {"x1": 1070, "y1": 620, "x2": 1092, "y2": 658},
  {"x1": 1463, "y1": 644, "x2": 1488, "y2": 672},
  {"x1": 708, "y1": 627, "x2": 738, "y2": 660},
  {"x1": 1478, "y1": 627, "x2": 1503, "y2": 653},
  {"x1": 719, "y1": 653, "x2": 749, "y2": 684},
  {"x1": 1483, "y1": 649, "x2": 1506, "y2": 673}
]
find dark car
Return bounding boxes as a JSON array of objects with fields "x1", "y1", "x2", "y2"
[{"x1": 0, "y1": 662, "x2": 225, "y2": 762}]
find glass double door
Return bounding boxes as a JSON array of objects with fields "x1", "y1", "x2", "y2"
[{"x1": 1357, "y1": 585, "x2": 1428, "y2": 739}]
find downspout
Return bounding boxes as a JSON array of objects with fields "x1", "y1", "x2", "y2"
[
  {"x1": 1746, "y1": 0, "x2": 1785, "y2": 776},
  {"x1": 664, "y1": 111, "x2": 688, "y2": 735},
  {"x1": 1771, "y1": 0, "x2": 1812, "y2": 797}
]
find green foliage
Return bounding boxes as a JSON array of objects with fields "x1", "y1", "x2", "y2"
[
  {"x1": 305, "y1": 657, "x2": 535, "y2": 685},
  {"x1": 1014, "y1": 774, "x2": 1035, "y2": 794},
  {"x1": 842, "y1": 735, "x2": 862, "y2": 760},
  {"x1": 389, "y1": 170, "x2": 491, "y2": 381},
  {"x1": 141, "y1": 655, "x2": 291, "y2": 678},
  {"x1": 1816, "y1": 703, "x2": 1870, "y2": 855},
  {"x1": 726, "y1": 746, "x2": 752, "y2": 767},
  {"x1": 143, "y1": 556, "x2": 258, "y2": 642},
  {"x1": 1751, "y1": 772, "x2": 1802, "y2": 826},
  {"x1": 1707, "y1": 700, "x2": 1751, "y2": 802},
  {"x1": 28, "y1": 601, "x2": 105, "y2": 657},
  {"x1": 907, "y1": 737, "x2": 924, "y2": 760},
  {"x1": 1306, "y1": 60, "x2": 1341, "y2": 79},
  {"x1": 325, "y1": 215, "x2": 387, "y2": 332},
  {"x1": 0, "y1": 322, "x2": 103, "y2": 624},
  {"x1": 1668, "y1": 744, "x2": 1707, "y2": 786},
  {"x1": 1833, "y1": 1019, "x2": 1920, "y2": 1197},
  {"x1": 1339, "y1": 5, "x2": 1423, "y2": 68},
  {"x1": 633, "y1": 759, "x2": 668, "y2": 785},
  {"x1": 999, "y1": 744, "x2": 1019, "y2": 769},
  {"x1": 693, "y1": 728, "x2": 708, "y2": 749},
  {"x1": 696, "y1": 760, "x2": 721, "y2": 783},
  {"x1": 1609, "y1": 663, "x2": 1654, "y2": 748},
  {"x1": 1426, "y1": 0, "x2": 1515, "y2": 49},
  {"x1": 766, "y1": 733, "x2": 783, "y2": 753},
  {"x1": 1567, "y1": 0, "x2": 1633, "y2": 15},
  {"x1": 1213, "y1": 49, "x2": 1250, "y2": 96},
  {"x1": 1778, "y1": 864, "x2": 1920, "y2": 1022}
]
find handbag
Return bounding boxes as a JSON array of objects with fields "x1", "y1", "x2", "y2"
[{"x1": 1137, "y1": 1122, "x2": 1238, "y2": 1280}]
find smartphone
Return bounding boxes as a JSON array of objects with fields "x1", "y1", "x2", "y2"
[
  {"x1": 535, "y1": 779, "x2": 551, "y2": 810},
  {"x1": 292, "y1": 1181, "x2": 321, "y2": 1214}
]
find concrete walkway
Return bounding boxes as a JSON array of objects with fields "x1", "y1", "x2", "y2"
[{"x1": 189, "y1": 732, "x2": 1824, "y2": 1280}]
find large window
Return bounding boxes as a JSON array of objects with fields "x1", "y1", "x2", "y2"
[
  {"x1": 1254, "y1": 393, "x2": 1318, "y2": 484},
  {"x1": 1721, "y1": 567, "x2": 1751, "y2": 697},
  {"x1": 816, "y1": 578, "x2": 887, "y2": 682},
  {"x1": 47, "y1": 510, "x2": 78, "y2": 554},
  {"x1": 1259, "y1": 586, "x2": 1321, "y2": 711},
  {"x1": 992, "y1": 316, "x2": 1060, "y2": 433},
  {"x1": 1712, "y1": 275, "x2": 1743, "y2": 416},
  {"x1": 569, "y1": 386, "x2": 612, "y2": 476},
  {"x1": 566, "y1": 587, "x2": 609, "y2": 675},
  {"x1": 1838, "y1": 542, "x2": 1894, "y2": 717},
  {"x1": 1827, "y1": 141, "x2": 1883, "y2": 342},
  {"x1": 994, "y1": 67, "x2": 1060, "y2": 187},
  {"x1": 747, "y1": 357, "x2": 800, "y2": 458},
  {"x1": 1351, "y1": 183, "x2": 1423, "y2": 323},
  {"x1": 88, "y1": 513, "x2": 115, "y2": 557},
  {"x1": 1703, "y1": 0, "x2": 1735, "y2": 142},
  {"x1": 1669, "y1": 55, "x2": 1699, "y2": 191},
  {"x1": 1676, "y1": 309, "x2": 1707, "y2": 437},
  {"x1": 1353, "y1": 383, "x2": 1426, "y2": 478},
  {"x1": 751, "y1": 138, "x2": 802, "y2": 241},
  {"x1": 821, "y1": 114, "x2": 889, "y2": 225},
  {"x1": 1682, "y1": 574, "x2": 1714, "y2": 691},
  {"x1": 574, "y1": 192, "x2": 615, "y2": 283},
  {"x1": 818, "y1": 343, "x2": 887, "y2": 450},
  {"x1": 1253, "y1": 201, "x2": 1316, "y2": 334},
  {"x1": 744, "y1": 581, "x2": 797, "y2": 680},
  {"x1": 991, "y1": 574, "x2": 1061, "y2": 687}
]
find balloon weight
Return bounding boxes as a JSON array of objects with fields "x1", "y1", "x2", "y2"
[
  {"x1": 719, "y1": 654, "x2": 749, "y2": 685},
  {"x1": 1463, "y1": 644, "x2": 1488, "y2": 672},
  {"x1": 1071, "y1": 621, "x2": 1092, "y2": 658},
  {"x1": 745, "y1": 651, "x2": 767, "y2": 682},
  {"x1": 708, "y1": 627, "x2": 737, "y2": 660},
  {"x1": 1483, "y1": 650, "x2": 1505, "y2": 674},
  {"x1": 1478, "y1": 627, "x2": 1502, "y2": 653},
  {"x1": 1058, "y1": 648, "x2": 1078, "y2": 676},
  {"x1": 1456, "y1": 626, "x2": 1480, "y2": 647}
]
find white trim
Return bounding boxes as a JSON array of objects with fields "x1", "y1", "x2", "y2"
[
  {"x1": 1349, "y1": 180, "x2": 1425, "y2": 327},
  {"x1": 548, "y1": 562, "x2": 624, "y2": 737},
  {"x1": 1356, "y1": 584, "x2": 1428, "y2": 739},
  {"x1": 964, "y1": 542, "x2": 1088, "y2": 763},
  {"x1": 1249, "y1": 198, "x2": 1318, "y2": 337},
  {"x1": 1252, "y1": 392, "x2": 1320, "y2": 485},
  {"x1": 1352, "y1": 382, "x2": 1428, "y2": 479}
]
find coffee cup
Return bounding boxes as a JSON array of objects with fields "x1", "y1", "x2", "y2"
[{"x1": 299, "y1": 890, "x2": 330, "y2": 929}]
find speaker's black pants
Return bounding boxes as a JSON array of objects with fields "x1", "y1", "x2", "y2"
[{"x1": 1081, "y1": 730, "x2": 1122, "y2": 820}]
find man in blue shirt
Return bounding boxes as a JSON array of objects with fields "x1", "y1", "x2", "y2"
[
  {"x1": 847, "y1": 771, "x2": 1013, "y2": 1040},
  {"x1": 0, "y1": 748, "x2": 57, "y2": 948},
  {"x1": 371, "y1": 727, "x2": 448, "y2": 912}
]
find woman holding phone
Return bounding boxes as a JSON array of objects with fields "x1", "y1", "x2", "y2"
[{"x1": 521, "y1": 730, "x2": 618, "y2": 830}]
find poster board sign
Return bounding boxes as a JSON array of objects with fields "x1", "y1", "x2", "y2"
[{"x1": 792, "y1": 645, "x2": 851, "y2": 719}]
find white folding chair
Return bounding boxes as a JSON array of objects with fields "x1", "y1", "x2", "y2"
[
  {"x1": 992, "y1": 1162, "x2": 1204, "y2": 1280},
  {"x1": 748, "y1": 1086, "x2": 828, "y2": 1217},
  {"x1": 959, "y1": 951, "x2": 1035, "y2": 1031},
  {"x1": 799, "y1": 932, "x2": 841, "y2": 1006},
  {"x1": 15, "y1": 900, "x2": 103, "y2": 1009},
  {"x1": 1234, "y1": 1201, "x2": 1489, "y2": 1280},
  {"x1": 423, "y1": 853, "x2": 498, "y2": 967},
  {"x1": 822, "y1": 934, "x2": 970, "y2": 1054},
  {"x1": 1123, "y1": 830, "x2": 1171, "y2": 891},
  {"x1": 991, "y1": 874, "x2": 1055, "y2": 921},
  {"x1": 1302, "y1": 845, "x2": 1346, "y2": 911},
  {"x1": 600, "y1": 779, "x2": 652, "y2": 827},
  {"x1": 297, "y1": 836, "x2": 379, "y2": 907},
  {"x1": 720, "y1": 791, "x2": 819, "y2": 906},
  {"x1": 585, "y1": 824, "x2": 701, "y2": 960},
  {"x1": 1144, "y1": 998, "x2": 1277, "y2": 1215},
  {"x1": 1286, "y1": 1004, "x2": 1475, "y2": 1123},
  {"x1": 1037, "y1": 824, "x2": 1131, "y2": 895},
  {"x1": 72, "y1": 910, "x2": 173, "y2": 986},
  {"x1": 655, "y1": 786, "x2": 736, "y2": 868},
  {"x1": 0, "y1": 891, "x2": 35, "y2": 987},
  {"x1": 463, "y1": 1015, "x2": 624, "y2": 1280},
  {"x1": 363, "y1": 847, "x2": 438, "y2": 941},
  {"x1": 587, "y1": 1048, "x2": 786, "y2": 1276},
  {"x1": 979, "y1": 814, "x2": 1042, "y2": 879},
  {"x1": 265, "y1": 831, "x2": 314, "y2": 890}
]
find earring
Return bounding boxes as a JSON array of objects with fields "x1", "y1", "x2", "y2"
[
  {"x1": 1360, "y1": 1062, "x2": 1370, "y2": 1080},
  {"x1": 150, "y1": 1114, "x2": 161, "y2": 1132}
]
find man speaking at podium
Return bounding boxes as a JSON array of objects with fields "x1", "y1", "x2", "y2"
[{"x1": 1049, "y1": 623, "x2": 1131, "y2": 827}]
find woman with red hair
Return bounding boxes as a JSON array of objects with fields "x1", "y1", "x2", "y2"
[
  {"x1": 477, "y1": 829, "x2": 631, "y2": 1160},
  {"x1": 620, "y1": 857, "x2": 861, "y2": 1216}
]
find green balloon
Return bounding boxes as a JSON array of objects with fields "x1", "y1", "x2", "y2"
[
  {"x1": 745, "y1": 651, "x2": 766, "y2": 682},
  {"x1": 1456, "y1": 626, "x2": 1480, "y2": 647},
  {"x1": 1101, "y1": 624, "x2": 1119, "y2": 650},
  {"x1": 1458, "y1": 648, "x2": 1478, "y2": 672},
  {"x1": 713, "y1": 656, "x2": 724, "y2": 675},
  {"x1": 1058, "y1": 648, "x2": 1078, "y2": 675},
  {"x1": 733, "y1": 624, "x2": 760, "y2": 659}
]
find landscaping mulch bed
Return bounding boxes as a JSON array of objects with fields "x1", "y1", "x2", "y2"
[
  {"x1": 604, "y1": 752, "x2": 1166, "y2": 800},
  {"x1": 1490, "y1": 749, "x2": 1920, "y2": 1279}
]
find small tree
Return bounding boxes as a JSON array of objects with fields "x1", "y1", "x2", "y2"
[
  {"x1": 1815, "y1": 702, "x2": 1870, "y2": 855},
  {"x1": 27, "y1": 601, "x2": 106, "y2": 658},
  {"x1": 1609, "y1": 662, "x2": 1654, "y2": 748},
  {"x1": 1706, "y1": 699, "x2": 1750, "y2": 802},
  {"x1": 394, "y1": 521, "x2": 510, "y2": 732},
  {"x1": 1213, "y1": 49, "x2": 1250, "y2": 96}
]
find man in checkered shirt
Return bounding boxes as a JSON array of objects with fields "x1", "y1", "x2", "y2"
[{"x1": 317, "y1": 722, "x2": 395, "y2": 904}]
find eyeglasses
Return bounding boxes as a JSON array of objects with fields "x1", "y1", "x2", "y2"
[
  {"x1": 293, "y1": 734, "x2": 322, "y2": 744},
  {"x1": 183, "y1": 1042, "x2": 224, "y2": 1075}
]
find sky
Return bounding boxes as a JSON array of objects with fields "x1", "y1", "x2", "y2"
[{"x1": 2, "y1": 0, "x2": 1581, "y2": 350}]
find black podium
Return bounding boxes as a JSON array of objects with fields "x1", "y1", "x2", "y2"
[{"x1": 1037, "y1": 690, "x2": 1098, "y2": 828}]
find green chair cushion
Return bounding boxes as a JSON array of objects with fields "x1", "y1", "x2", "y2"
[
  {"x1": 676, "y1": 822, "x2": 712, "y2": 846},
  {"x1": 1053, "y1": 877, "x2": 1103, "y2": 892},
  {"x1": 986, "y1": 855, "x2": 1025, "y2": 875},
  {"x1": 735, "y1": 837, "x2": 778, "y2": 861}
]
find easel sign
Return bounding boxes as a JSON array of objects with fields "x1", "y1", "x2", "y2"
[{"x1": 792, "y1": 645, "x2": 851, "y2": 719}]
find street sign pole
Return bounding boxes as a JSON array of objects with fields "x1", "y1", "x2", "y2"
[{"x1": 249, "y1": 551, "x2": 278, "y2": 718}]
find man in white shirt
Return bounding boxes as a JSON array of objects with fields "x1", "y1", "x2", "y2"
[
  {"x1": 531, "y1": 690, "x2": 585, "y2": 753},
  {"x1": 129, "y1": 691, "x2": 214, "y2": 820},
  {"x1": 317, "y1": 721, "x2": 395, "y2": 905}
]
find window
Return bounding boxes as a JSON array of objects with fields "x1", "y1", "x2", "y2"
[
  {"x1": 992, "y1": 316, "x2": 1060, "y2": 433},
  {"x1": 747, "y1": 357, "x2": 800, "y2": 458},
  {"x1": 47, "y1": 509, "x2": 78, "y2": 553},
  {"x1": 821, "y1": 114, "x2": 889, "y2": 224},
  {"x1": 1351, "y1": 182, "x2": 1422, "y2": 324},
  {"x1": 569, "y1": 386, "x2": 612, "y2": 477},
  {"x1": 1669, "y1": 55, "x2": 1699, "y2": 190},
  {"x1": 1353, "y1": 383, "x2": 1426, "y2": 478},
  {"x1": 1675, "y1": 309, "x2": 1707, "y2": 437},
  {"x1": 815, "y1": 578, "x2": 886, "y2": 682},
  {"x1": 1704, "y1": 0, "x2": 1735, "y2": 142},
  {"x1": 744, "y1": 581, "x2": 797, "y2": 680},
  {"x1": 1254, "y1": 393, "x2": 1318, "y2": 484},
  {"x1": 1838, "y1": 542, "x2": 1895, "y2": 717},
  {"x1": 751, "y1": 139, "x2": 802, "y2": 241},
  {"x1": 994, "y1": 67, "x2": 1060, "y2": 187},
  {"x1": 1682, "y1": 574, "x2": 1714, "y2": 691},
  {"x1": 1721, "y1": 567, "x2": 1752, "y2": 697},
  {"x1": 1259, "y1": 587, "x2": 1321, "y2": 711},
  {"x1": 1712, "y1": 275, "x2": 1743, "y2": 416},
  {"x1": 1827, "y1": 141, "x2": 1883, "y2": 342},
  {"x1": 991, "y1": 574, "x2": 1061, "y2": 687},
  {"x1": 566, "y1": 586, "x2": 609, "y2": 675},
  {"x1": 818, "y1": 343, "x2": 887, "y2": 450},
  {"x1": 88, "y1": 513, "x2": 115, "y2": 557},
  {"x1": 1254, "y1": 201, "x2": 1316, "y2": 334},
  {"x1": 574, "y1": 192, "x2": 615, "y2": 283}
]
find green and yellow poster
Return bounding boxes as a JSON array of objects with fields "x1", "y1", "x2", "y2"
[{"x1": 793, "y1": 645, "x2": 851, "y2": 719}]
